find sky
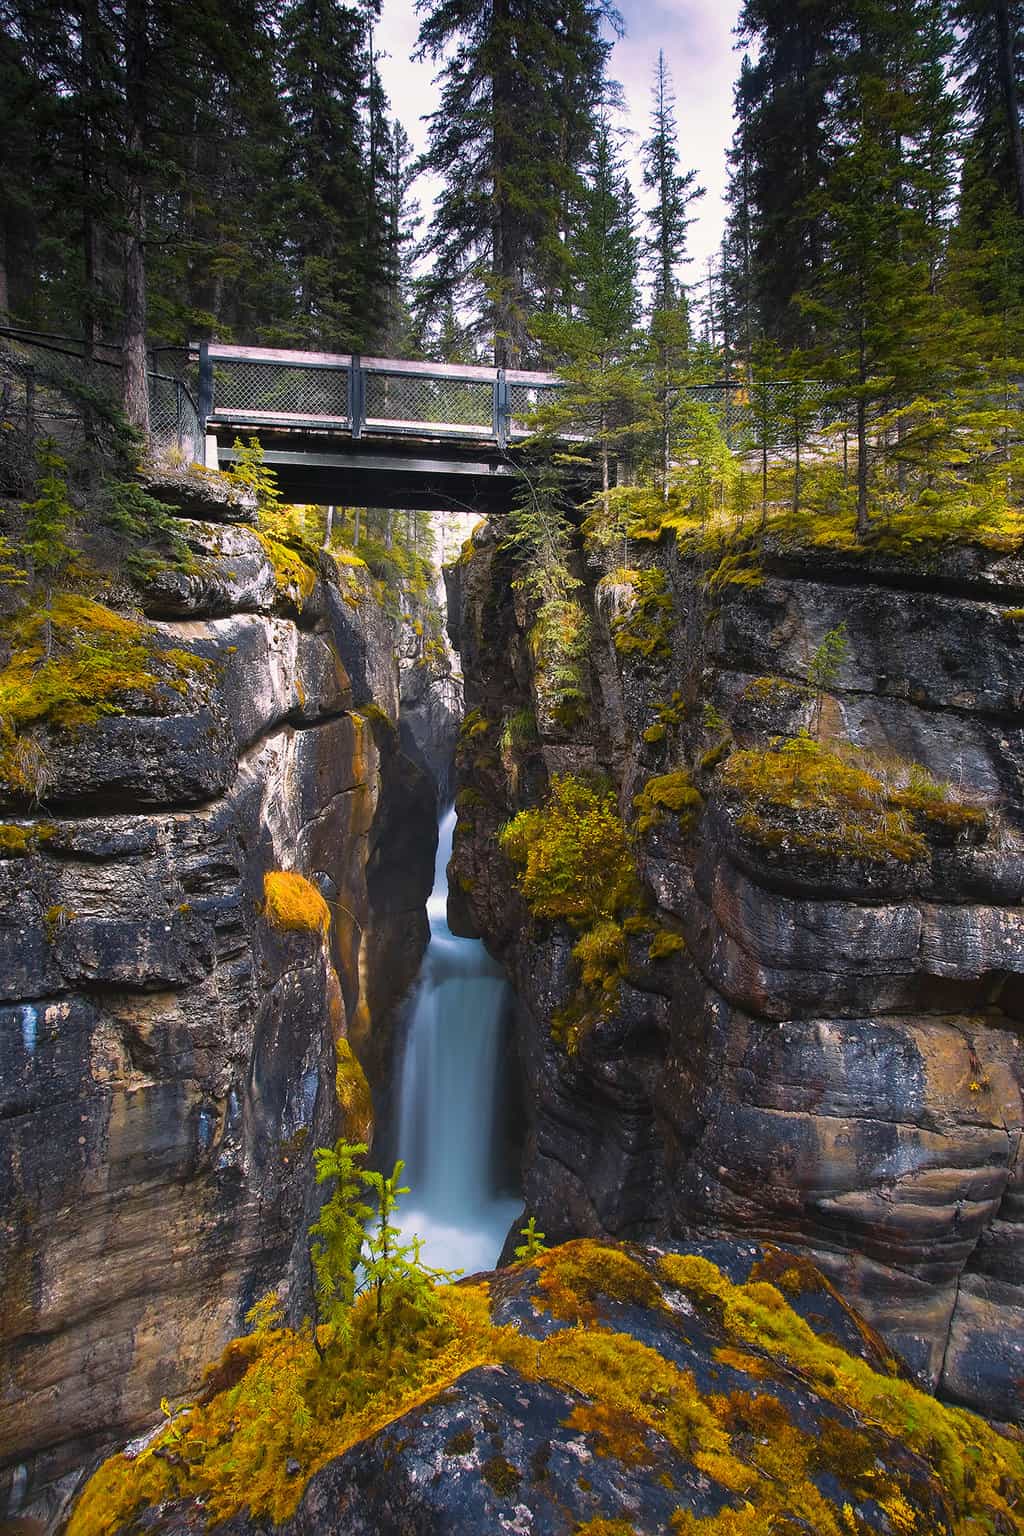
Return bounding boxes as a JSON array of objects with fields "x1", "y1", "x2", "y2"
[{"x1": 375, "y1": 0, "x2": 744, "y2": 295}]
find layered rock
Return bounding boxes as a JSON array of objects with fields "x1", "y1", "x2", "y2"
[
  {"x1": 447, "y1": 521, "x2": 1024, "y2": 1424},
  {"x1": 0, "y1": 501, "x2": 434, "y2": 1524}
]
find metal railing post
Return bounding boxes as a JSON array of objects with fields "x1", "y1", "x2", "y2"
[
  {"x1": 350, "y1": 353, "x2": 364, "y2": 438},
  {"x1": 494, "y1": 369, "x2": 510, "y2": 450},
  {"x1": 197, "y1": 342, "x2": 213, "y2": 437}
]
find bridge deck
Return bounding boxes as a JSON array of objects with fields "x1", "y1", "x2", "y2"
[{"x1": 195, "y1": 343, "x2": 565, "y2": 510}]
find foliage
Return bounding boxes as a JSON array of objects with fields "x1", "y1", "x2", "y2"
[
  {"x1": 806, "y1": 622, "x2": 849, "y2": 734},
  {"x1": 262, "y1": 871, "x2": 331, "y2": 938},
  {"x1": 499, "y1": 776, "x2": 638, "y2": 930},
  {"x1": 225, "y1": 438, "x2": 281, "y2": 514},
  {"x1": 514, "y1": 1217, "x2": 549, "y2": 1263},
  {"x1": 0, "y1": 593, "x2": 213, "y2": 800},
  {"x1": 500, "y1": 775, "x2": 642, "y2": 1052},
  {"x1": 604, "y1": 568, "x2": 674, "y2": 660},
  {"x1": 69, "y1": 1239, "x2": 1024, "y2": 1536},
  {"x1": 308, "y1": 1140, "x2": 372, "y2": 1336}
]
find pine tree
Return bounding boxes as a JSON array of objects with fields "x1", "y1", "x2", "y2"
[
  {"x1": 734, "y1": 0, "x2": 843, "y2": 347},
  {"x1": 415, "y1": 0, "x2": 620, "y2": 366},
  {"x1": 641, "y1": 50, "x2": 703, "y2": 314}
]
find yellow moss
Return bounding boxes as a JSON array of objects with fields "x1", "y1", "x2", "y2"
[
  {"x1": 643, "y1": 722, "x2": 667, "y2": 743},
  {"x1": 573, "y1": 1521, "x2": 641, "y2": 1536},
  {"x1": 262, "y1": 871, "x2": 331, "y2": 937},
  {"x1": 606, "y1": 568, "x2": 674, "y2": 660},
  {"x1": 533, "y1": 1240, "x2": 662, "y2": 1324},
  {"x1": 68, "y1": 1239, "x2": 1024, "y2": 1536},
  {"x1": 334, "y1": 1038, "x2": 372, "y2": 1143},
  {"x1": 633, "y1": 771, "x2": 703, "y2": 837},
  {"x1": 648, "y1": 928, "x2": 686, "y2": 961},
  {"x1": 0, "y1": 593, "x2": 214, "y2": 796},
  {"x1": 722, "y1": 735, "x2": 987, "y2": 866},
  {"x1": 254, "y1": 529, "x2": 318, "y2": 602},
  {"x1": 0, "y1": 821, "x2": 54, "y2": 857},
  {"x1": 43, "y1": 903, "x2": 74, "y2": 942}
]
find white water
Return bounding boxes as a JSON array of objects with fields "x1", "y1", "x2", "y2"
[{"x1": 395, "y1": 807, "x2": 521, "y2": 1275}]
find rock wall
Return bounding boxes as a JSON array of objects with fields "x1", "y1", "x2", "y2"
[
  {"x1": 0, "y1": 490, "x2": 434, "y2": 1523},
  {"x1": 446, "y1": 521, "x2": 1024, "y2": 1425}
]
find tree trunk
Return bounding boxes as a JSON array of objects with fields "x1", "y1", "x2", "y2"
[
  {"x1": 122, "y1": 0, "x2": 150, "y2": 437},
  {"x1": 996, "y1": 0, "x2": 1024, "y2": 219},
  {"x1": 353, "y1": 507, "x2": 361, "y2": 546},
  {"x1": 856, "y1": 397, "x2": 869, "y2": 536},
  {"x1": 490, "y1": 0, "x2": 517, "y2": 368},
  {"x1": 323, "y1": 505, "x2": 334, "y2": 548}
]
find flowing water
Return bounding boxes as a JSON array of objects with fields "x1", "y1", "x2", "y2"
[{"x1": 395, "y1": 807, "x2": 521, "y2": 1274}]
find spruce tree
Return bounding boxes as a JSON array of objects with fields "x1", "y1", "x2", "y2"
[{"x1": 415, "y1": 0, "x2": 620, "y2": 366}]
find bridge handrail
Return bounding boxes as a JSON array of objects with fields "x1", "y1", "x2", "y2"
[{"x1": 191, "y1": 341, "x2": 566, "y2": 449}]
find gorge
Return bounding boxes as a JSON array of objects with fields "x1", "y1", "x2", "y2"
[{"x1": 1, "y1": 463, "x2": 1024, "y2": 1536}]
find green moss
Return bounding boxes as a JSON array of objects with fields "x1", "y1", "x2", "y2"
[
  {"x1": 643, "y1": 722, "x2": 667, "y2": 744},
  {"x1": 607, "y1": 569, "x2": 674, "y2": 660},
  {"x1": 722, "y1": 735, "x2": 987, "y2": 866},
  {"x1": 44, "y1": 903, "x2": 74, "y2": 942},
  {"x1": 500, "y1": 777, "x2": 642, "y2": 1051},
  {"x1": 0, "y1": 593, "x2": 215, "y2": 797},
  {"x1": 263, "y1": 871, "x2": 331, "y2": 937},
  {"x1": 253, "y1": 528, "x2": 318, "y2": 602},
  {"x1": 1000, "y1": 607, "x2": 1024, "y2": 621},
  {"x1": 648, "y1": 928, "x2": 686, "y2": 961},
  {"x1": 574, "y1": 1521, "x2": 641, "y2": 1536},
  {"x1": 633, "y1": 772, "x2": 703, "y2": 837},
  {"x1": 444, "y1": 1430, "x2": 475, "y2": 1455},
  {"x1": 699, "y1": 736, "x2": 732, "y2": 773},
  {"x1": 481, "y1": 1455, "x2": 521, "y2": 1497},
  {"x1": 335, "y1": 1039, "x2": 372, "y2": 1144}
]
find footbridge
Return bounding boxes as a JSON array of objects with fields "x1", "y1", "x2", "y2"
[{"x1": 194, "y1": 343, "x2": 566, "y2": 512}]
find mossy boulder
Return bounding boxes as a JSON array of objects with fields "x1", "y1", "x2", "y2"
[{"x1": 68, "y1": 1239, "x2": 1024, "y2": 1536}]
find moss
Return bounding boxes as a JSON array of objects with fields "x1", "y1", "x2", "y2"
[
  {"x1": 253, "y1": 528, "x2": 318, "y2": 602},
  {"x1": 722, "y1": 735, "x2": 987, "y2": 867},
  {"x1": 534, "y1": 1240, "x2": 662, "y2": 1325},
  {"x1": 573, "y1": 1522, "x2": 641, "y2": 1536},
  {"x1": 0, "y1": 821, "x2": 54, "y2": 857},
  {"x1": 69, "y1": 1238, "x2": 1024, "y2": 1536},
  {"x1": 648, "y1": 928, "x2": 686, "y2": 961},
  {"x1": 741, "y1": 676, "x2": 803, "y2": 705},
  {"x1": 633, "y1": 772, "x2": 703, "y2": 837},
  {"x1": 444, "y1": 1430, "x2": 475, "y2": 1455},
  {"x1": 699, "y1": 736, "x2": 732, "y2": 773},
  {"x1": 607, "y1": 568, "x2": 674, "y2": 660},
  {"x1": 642, "y1": 722, "x2": 667, "y2": 744},
  {"x1": 1000, "y1": 607, "x2": 1024, "y2": 621},
  {"x1": 500, "y1": 777, "x2": 642, "y2": 1052},
  {"x1": 481, "y1": 1455, "x2": 521, "y2": 1497},
  {"x1": 335, "y1": 1039, "x2": 372, "y2": 1143},
  {"x1": 263, "y1": 871, "x2": 331, "y2": 937},
  {"x1": 43, "y1": 903, "x2": 74, "y2": 943},
  {"x1": 0, "y1": 593, "x2": 215, "y2": 797}
]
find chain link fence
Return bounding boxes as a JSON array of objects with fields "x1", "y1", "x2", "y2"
[
  {"x1": 212, "y1": 357, "x2": 350, "y2": 423},
  {"x1": 0, "y1": 328, "x2": 201, "y2": 485},
  {"x1": 364, "y1": 368, "x2": 493, "y2": 431}
]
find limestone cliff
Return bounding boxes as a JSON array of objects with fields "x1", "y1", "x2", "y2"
[
  {"x1": 446, "y1": 519, "x2": 1024, "y2": 1426},
  {"x1": 0, "y1": 480, "x2": 434, "y2": 1524}
]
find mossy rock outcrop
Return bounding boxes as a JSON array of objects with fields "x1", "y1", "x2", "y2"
[{"x1": 68, "y1": 1239, "x2": 1024, "y2": 1536}]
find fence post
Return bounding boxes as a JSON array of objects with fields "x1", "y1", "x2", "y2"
[
  {"x1": 197, "y1": 342, "x2": 213, "y2": 437},
  {"x1": 494, "y1": 369, "x2": 510, "y2": 450},
  {"x1": 350, "y1": 354, "x2": 364, "y2": 439}
]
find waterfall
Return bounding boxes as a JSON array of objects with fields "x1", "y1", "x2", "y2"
[{"x1": 395, "y1": 807, "x2": 521, "y2": 1274}]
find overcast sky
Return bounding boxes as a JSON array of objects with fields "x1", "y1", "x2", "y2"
[{"x1": 375, "y1": 0, "x2": 744, "y2": 295}]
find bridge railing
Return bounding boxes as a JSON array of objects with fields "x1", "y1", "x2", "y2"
[{"x1": 195, "y1": 343, "x2": 565, "y2": 449}]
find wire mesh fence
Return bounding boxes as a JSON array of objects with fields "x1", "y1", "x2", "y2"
[
  {"x1": 212, "y1": 357, "x2": 350, "y2": 422},
  {"x1": 364, "y1": 369, "x2": 493, "y2": 430}
]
